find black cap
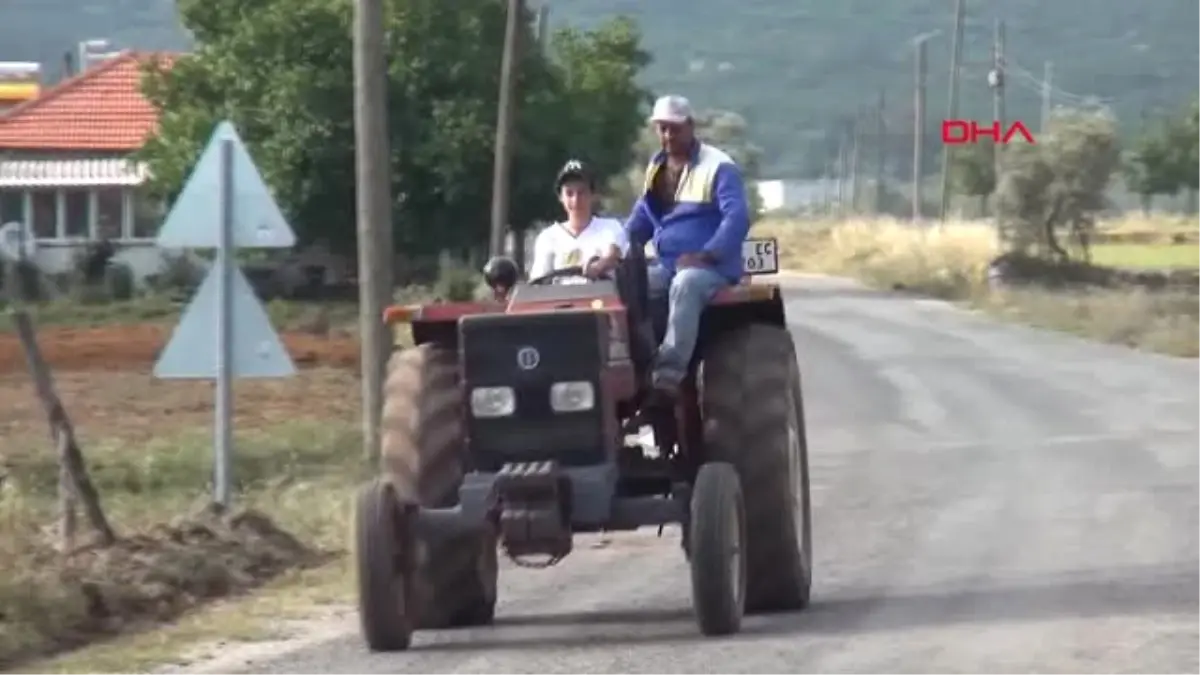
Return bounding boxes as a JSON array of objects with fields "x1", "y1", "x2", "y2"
[{"x1": 555, "y1": 159, "x2": 595, "y2": 192}]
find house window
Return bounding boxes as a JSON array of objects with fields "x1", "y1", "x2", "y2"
[
  {"x1": 96, "y1": 187, "x2": 123, "y2": 239},
  {"x1": 30, "y1": 190, "x2": 56, "y2": 238},
  {"x1": 63, "y1": 189, "x2": 90, "y2": 238},
  {"x1": 0, "y1": 190, "x2": 22, "y2": 225},
  {"x1": 131, "y1": 188, "x2": 164, "y2": 239}
]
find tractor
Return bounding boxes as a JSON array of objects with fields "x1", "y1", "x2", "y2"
[{"x1": 354, "y1": 235, "x2": 812, "y2": 650}]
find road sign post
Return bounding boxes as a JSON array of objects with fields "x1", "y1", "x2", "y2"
[{"x1": 154, "y1": 121, "x2": 298, "y2": 509}]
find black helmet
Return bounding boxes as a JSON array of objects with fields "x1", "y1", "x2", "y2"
[
  {"x1": 554, "y1": 158, "x2": 595, "y2": 193},
  {"x1": 482, "y1": 255, "x2": 519, "y2": 291}
]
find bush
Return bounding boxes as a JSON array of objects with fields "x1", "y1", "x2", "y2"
[
  {"x1": 149, "y1": 253, "x2": 205, "y2": 297},
  {"x1": 432, "y1": 258, "x2": 482, "y2": 302},
  {"x1": 104, "y1": 263, "x2": 136, "y2": 301},
  {"x1": 0, "y1": 259, "x2": 45, "y2": 303}
]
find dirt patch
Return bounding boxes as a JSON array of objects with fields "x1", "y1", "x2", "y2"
[
  {"x1": 0, "y1": 323, "x2": 360, "y2": 376},
  {"x1": 0, "y1": 368, "x2": 361, "y2": 447},
  {"x1": 0, "y1": 508, "x2": 325, "y2": 671}
]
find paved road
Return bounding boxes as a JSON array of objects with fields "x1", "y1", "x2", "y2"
[{"x1": 203, "y1": 275, "x2": 1199, "y2": 673}]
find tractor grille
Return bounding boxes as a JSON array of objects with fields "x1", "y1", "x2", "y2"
[{"x1": 459, "y1": 311, "x2": 606, "y2": 470}]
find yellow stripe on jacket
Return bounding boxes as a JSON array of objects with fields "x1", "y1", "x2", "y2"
[{"x1": 642, "y1": 144, "x2": 733, "y2": 205}]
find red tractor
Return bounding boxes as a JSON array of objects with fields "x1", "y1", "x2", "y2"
[{"x1": 354, "y1": 236, "x2": 811, "y2": 650}]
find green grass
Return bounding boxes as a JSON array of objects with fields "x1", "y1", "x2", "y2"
[
  {"x1": 1087, "y1": 242, "x2": 1200, "y2": 269},
  {"x1": 0, "y1": 419, "x2": 369, "y2": 672},
  {"x1": 0, "y1": 294, "x2": 362, "y2": 334}
]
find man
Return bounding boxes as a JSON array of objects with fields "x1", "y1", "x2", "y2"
[
  {"x1": 624, "y1": 95, "x2": 751, "y2": 401},
  {"x1": 528, "y1": 159, "x2": 628, "y2": 284}
]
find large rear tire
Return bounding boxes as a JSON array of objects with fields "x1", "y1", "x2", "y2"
[
  {"x1": 381, "y1": 343, "x2": 498, "y2": 630},
  {"x1": 700, "y1": 324, "x2": 813, "y2": 614}
]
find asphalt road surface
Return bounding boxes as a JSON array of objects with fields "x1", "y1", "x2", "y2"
[{"x1": 189, "y1": 274, "x2": 1199, "y2": 674}]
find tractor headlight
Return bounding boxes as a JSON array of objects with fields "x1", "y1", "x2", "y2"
[
  {"x1": 550, "y1": 381, "x2": 594, "y2": 413},
  {"x1": 470, "y1": 386, "x2": 515, "y2": 418}
]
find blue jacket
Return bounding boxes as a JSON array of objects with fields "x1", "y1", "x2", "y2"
[{"x1": 624, "y1": 142, "x2": 750, "y2": 282}]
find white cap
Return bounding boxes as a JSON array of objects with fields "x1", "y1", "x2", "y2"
[{"x1": 649, "y1": 94, "x2": 693, "y2": 124}]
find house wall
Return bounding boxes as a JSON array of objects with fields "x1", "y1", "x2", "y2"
[{"x1": 0, "y1": 149, "x2": 169, "y2": 284}]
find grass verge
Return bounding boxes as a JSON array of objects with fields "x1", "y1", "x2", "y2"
[
  {"x1": 0, "y1": 420, "x2": 367, "y2": 672},
  {"x1": 756, "y1": 215, "x2": 1198, "y2": 358}
]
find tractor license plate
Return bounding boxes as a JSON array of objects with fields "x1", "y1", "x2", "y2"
[{"x1": 742, "y1": 238, "x2": 779, "y2": 275}]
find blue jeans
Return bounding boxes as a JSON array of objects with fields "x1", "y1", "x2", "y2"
[{"x1": 647, "y1": 263, "x2": 732, "y2": 387}]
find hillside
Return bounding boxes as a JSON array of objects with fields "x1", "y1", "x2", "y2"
[{"x1": 3, "y1": 0, "x2": 1197, "y2": 177}]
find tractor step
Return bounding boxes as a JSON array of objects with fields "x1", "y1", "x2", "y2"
[{"x1": 494, "y1": 461, "x2": 573, "y2": 560}]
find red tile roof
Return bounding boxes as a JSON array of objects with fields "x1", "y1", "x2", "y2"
[{"x1": 0, "y1": 50, "x2": 176, "y2": 152}]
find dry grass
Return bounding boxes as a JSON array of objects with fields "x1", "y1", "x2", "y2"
[
  {"x1": 759, "y1": 216, "x2": 1000, "y2": 299},
  {"x1": 0, "y1": 367, "x2": 367, "y2": 671},
  {"x1": 756, "y1": 214, "x2": 1199, "y2": 358}
]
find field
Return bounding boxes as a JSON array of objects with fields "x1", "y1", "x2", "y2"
[
  {"x1": 1088, "y1": 242, "x2": 1200, "y2": 269},
  {"x1": 2, "y1": 213, "x2": 1197, "y2": 670},
  {"x1": 755, "y1": 213, "x2": 1199, "y2": 358},
  {"x1": 0, "y1": 300, "x2": 371, "y2": 671}
]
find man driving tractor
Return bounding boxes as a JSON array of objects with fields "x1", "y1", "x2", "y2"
[
  {"x1": 623, "y1": 94, "x2": 752, "y2": 403},
  {"x1": 528, "y1": 159, "x2": 629, "y2": 284}
]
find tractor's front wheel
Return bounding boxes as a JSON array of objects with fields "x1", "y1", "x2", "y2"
[
  {"x1": 689, "y1": 461, "x2": 747, "y2": 636},
  {"x1": 355, "y1": 478, "x2": 416, "y2": 652},
  {"x1": 381, "y1": 343, "x2": 498, "y2": 630}
]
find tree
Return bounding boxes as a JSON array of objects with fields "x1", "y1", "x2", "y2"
[
  {"x1": 995, "y1": 109, "x2": 1120, "y2": 260},
  {"x1": 1123, "y1": 131, "x2": 1175, "y2": 213},
  {"x1": 949, "y1": 143, "x2": 995, "y2": 216},
  {"x1": 137, "y1": 0, "x2": 650, "y2": 265},
  {"x1": 1166, "y1": 98, "x2": 1199, "y2": 212}
]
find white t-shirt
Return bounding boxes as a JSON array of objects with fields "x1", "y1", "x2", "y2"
[{"x1": 528, "y1": 217, "x2": 629, "y2": 283}]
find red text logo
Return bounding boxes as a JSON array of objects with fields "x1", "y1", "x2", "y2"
[{"x1": 941, "y1": 119, "x2": 1036, "y2": 145}]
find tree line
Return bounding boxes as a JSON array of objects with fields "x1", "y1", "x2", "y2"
[
  {"x1": 134, "y1": 0, "x2": 762, "y2": 274},
  {"x1": 939, "y1": 98, "x2": 1197, "y2": 262}
]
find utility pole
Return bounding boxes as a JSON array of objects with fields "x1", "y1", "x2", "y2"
[
  {"x1": 912, "y1": 35, "x2": 930, "y2": 223},
  {"x1": 1041, "y1": 60, "x2": 1054, "y2": 131},
  {"x1": 849, "y1": 108, "x2": 862, "y2": 213},
  {"x1": 534, "y1": 3, "x2": 550, "y2": 49},
  {"x1": 489, "y1": 0, "x2": 524, "y2": 257},
  {"x1": 874, "y1": 88, "x2": 887, "y2": 214},
  {"x1": 990, "y1": 18, "x2": 1006, "y2": 232},
  {"x1": 939, "y1": 0, "x2": 967, "y2": 222},
  {"x1": 822, "y1": 160, "x2": 834, "y2": 214},
  {"x1": 836, "y1": 132, "x2": 848, "y2": 216},
  {"x1": 990, "y1": 19, "x2": 1006, "y2": 178},
  {"x1": 353, "y1": 0, "x2": 394, "y2": 461}
]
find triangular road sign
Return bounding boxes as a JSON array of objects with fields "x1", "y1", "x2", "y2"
[
  {"x1": 154, "y1": 262, "x2": 297, "y2": 379},
  {"x1": 156, "y1": 120, "x2": 297, "y2": 250}
]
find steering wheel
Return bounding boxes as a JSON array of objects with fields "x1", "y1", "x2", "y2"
[{"x1": 527, "y1": 266, "x2": 588, "y2": 286}]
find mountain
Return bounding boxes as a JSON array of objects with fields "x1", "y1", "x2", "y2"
[
  {"x1": 2, "y1": 0, "x2": 190, "y2": 80},
  {"x1": 3, "y1": 0, "x2": 1197, "y2": 177}
]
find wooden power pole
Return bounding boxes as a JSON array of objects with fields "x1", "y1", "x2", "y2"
[
  {"x1": 991, "y1": 19, "x2": 1007, "y2": 194},
  {"x1": 874, "y1": 89, "x2": 887, "y2": 214},
  {"x1": 1041, "y1": 60, "x2": 1054, "y2": 132},
  {"x1": 353, "y1": 0, "x2": 394, "y2": 461},
  {"x1": 939, "y1": 0, "x2": 967, "y2": 222},
  {"x1": 912, "y1": 36, "x2": 929, "y2": 223},
  {"x1": 489, "y1": 0, "x2": 525, "y2": 258},
  {"x1": 850, "y1": 107, "x2": 864, "y2": 213}
]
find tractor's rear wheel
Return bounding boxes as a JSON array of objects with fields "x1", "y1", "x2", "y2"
[
  {"x1": 355, "y1": 478, "x2": 416, "y2": 651},
  {"x1": 689, "y1": 461, "x2": 747, "y2": 636},
  {"x1": 380, "y1": 343, "x2": 498, "y2": 630},
  {"x1": 701, "y1": 324, "x2": 813, "y2": 614}
]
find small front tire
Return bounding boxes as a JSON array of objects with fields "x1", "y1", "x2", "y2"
[
  {"x1": 355, "y1": 478, "x2": 416, "y2": 652},
  {"x1": 689, "y1": 461, "x2": 747, "y2": 637}
]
